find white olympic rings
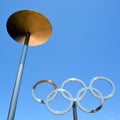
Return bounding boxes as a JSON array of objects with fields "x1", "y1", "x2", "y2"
[{"x1": 32, "y1": 77, "x2": 115, "y2": 115}]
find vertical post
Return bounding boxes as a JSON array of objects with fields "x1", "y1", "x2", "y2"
[
  {"x1": 73, "y1": 101, "x2": 78, "y2": 120},
  {"x1": 7, "y1": 32, "x2": 31, "y2": 120}
]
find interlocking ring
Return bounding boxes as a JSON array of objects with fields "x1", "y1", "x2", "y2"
[
  {"x1": 46, "y1": 88, "x2": 73, "y2": 115},
  {"x1": 32, "y1": 80, "x2": 57, "y2": 104},
  {"x1": 76, "y1": 87, "x2": 104, "y2": 113},
  {"x1": 32, "y1": 77, "x2": 115, "y2": 115},
  {"x1": 61, "y1": 78, "x2": 87, "y2": 101},
  {"x1": 89, "y1": 77, "x2": 115, "y2": 100}
]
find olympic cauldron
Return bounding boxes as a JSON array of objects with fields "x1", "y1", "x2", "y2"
[{"x1": 32, "y1": 77, "x2": 115, "y2": 120}]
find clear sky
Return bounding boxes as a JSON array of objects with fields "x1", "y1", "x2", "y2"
[{"x1": 0, "y1": 0, "x2": 120, "y2": 120}]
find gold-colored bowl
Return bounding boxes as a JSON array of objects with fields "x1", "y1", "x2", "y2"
[{"x1": 7, "y1": 10, "x2": 52, "y2": 46}]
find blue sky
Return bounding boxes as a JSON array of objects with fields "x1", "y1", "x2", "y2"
[{"x1": 0, "y1": 0, "x2": 120, "y2": 120}]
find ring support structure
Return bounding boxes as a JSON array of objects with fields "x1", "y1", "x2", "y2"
[{"x1": 32, "y1": 77, "x2": 115, "y2": 120}]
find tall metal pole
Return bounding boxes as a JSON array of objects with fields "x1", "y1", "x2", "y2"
[
  {"x1": 73, "y1": 101, "x2": 78, "y2": 120},
  {"x1": 7, "y1": 10, "x2": 52, "y2": 120},
  {"x1": 7, "y1": 32, "x2": 30, "y2": 120}
]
